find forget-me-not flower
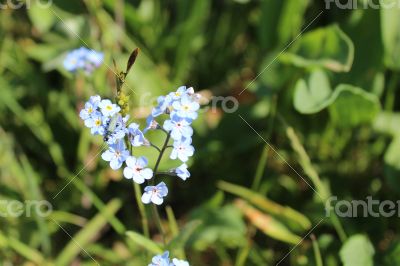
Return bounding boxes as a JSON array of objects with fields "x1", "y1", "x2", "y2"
[
  {"x1": 99, "y1": 99, "x2": 121, "y2": 117},
  {"x1": 152, "y1": 95, "x2": 173, "y2": 117},
  {"x1": 170, "y1": 138, "x2": 194, "y2": 162},
  {"x1": 169, "y1": 86, "x2": 190, "y2": 100},
  {"x1": 79, "y1": 95, "x2": 101, "y2": 120},
  {"x1": 171, "y1": 95, "x2": 200, "y2": 120},
  {"x1": 163, "y1": 114, "x2": 193, "y2": 141},
  {"x1": 128, "y1": 123, "x2": 148, "y2": 146},
  {"x1": 144, "y1": 115, "x2": 159, "y2": 133},
  {"x1": 85, "y1": 112, "x2": 105, "y2": 136},
  {"x1": 175, "y1": 164, "x2": 190, "y2": 181},
  {"x1": 86, "y1": 50, "x2": 104, "y2": 67},
  {"x1": 63, "y1": 47, "x2": 87, "y2": 72},
  {"x1": 63, "y1": 47, "x2": 103, "y2": 74},
  {"x1": 142, "y1": 182, "x2": 168, "y2": 205},
  {"x1": 123, "y1": 156, "x2": 153, "y2": 184},
  {"x1": 103, "y1": 114, "x2": 129, "y2": 144},
  {"x1": 101, "y1": 140, "x2": 129, "y2": 170},
  {"x1": 149, "y1": 251, "x2": 172, "y2": 266},
  {"x1": 172, "y1": 258, "x2": 190, "y2": 266}
]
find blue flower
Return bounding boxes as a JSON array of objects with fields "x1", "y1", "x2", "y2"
[
  {"x1": 85, "y1": 50, "x2": 104, "y2": 71},
  {"x1": 168, "y1": 86, "x2": 190, "y2": 100},
  {"x1": 142, "y1": 182, "x2": 168, "y2": 205},
  {"x1": 101, "y1": 140, "x2": 129, "y2": 170},
  {"x1": 149, "y1": 251, "x2": 172, "y2": 266},
  {"x1": 163, "y1": 114, "x2": 193, "y2": 141},
  {"x1": 104, "y1": 115, "x2": 129, "y2": 144},
  {"x1": 63, "y1": 47, "x2": 103, "y2": 74},
  {"x1": 63, "y1": 47, "x2": 87, "y2": 72},
  {"x1": 128, "y1": 123, "x2": 148, "y2": 146},
  {"x1": 170, "y1": 138, "x2": 194, "y2": 162},
  {"x1": 144, "y1": 115, "x2": 159, "y2": 133},
  {"x1": 152, "y1": 95, "x2": 173, "y2": 117},
  {"x1": 172, "y1": 258, "x2": 190, "y2": 266},
  {"x1": 175, "y1": 164, "x2": 190, "y2": 181},
  {"x1": 123, "y1": 156, "x2": 153, "y2": 184},
  {"x1": 79, "y1": 95, "x2": 101, "y2": 120},
  {"x1": 84, "y1": 112, "x2": 105, "y2": 136},
  {"x1": 99, "y1": 99, "x2": 121, "y2": 117},
  {"x1": 171, "y1": 95, "x2": 200, "y2": 120}
]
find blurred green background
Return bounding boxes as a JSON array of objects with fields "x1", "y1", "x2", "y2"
[{"x1": 1, "y1": 0, "x2": 400, "y2": 265}]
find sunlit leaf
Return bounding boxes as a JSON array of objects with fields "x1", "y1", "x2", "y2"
[
  {"x1": 281, "y1": 24, "x2": 354, "y2": 72},
  {"x1": 340, "y1": 235, "x2": 374, "y2": 266}
]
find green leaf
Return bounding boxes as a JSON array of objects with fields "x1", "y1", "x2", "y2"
[
  {"x1": 218, "y1": 181, "x2": 311, "y2": 231},
  {"x1": 234, "y1": 200, "x2": 302, "y2": 245},
  {"x1": 189, "y1": 205, "x2": 246, "y2": 251},
  {"x1": 384, "y1": 136, "x2": 400, "y2": 171},
  {"x1": 293, "y1": 69, "x2": 332, "y2": 114},
  {"x1": 125, "y1": 231, "x2": 163, "y2": 254},
  {"x1": 329, "y1": 85, "x2": 381, "y2": 127},
  {"x1": 27, "y1": 3, "x2": 56, "y2": 34},
  {"x1": 381, "y1": 0, "x2": 400, "y2": 70},
  {"x1": 384, "y1": 240, "x2": 400, "y2": 265},
  {"x1": 168, "y1": 220, "x2": 202, "y2": 257},
  {"x1": 0, "y1": 232, "x2": 45, "y2": 265},
  {"x1": 373, "y1": 112, "x2": 400, "y2": 136},
  {"x1": 277, "y1": 0, "x2": 310, "y2": 45},
  {"x1": 281, "y1": 24, "x2": 354, "y2": 72},
  {"x1": 55, "y1": 199, "x2": 122, "y2": 266},
  {"x1": 340, "y1": 235, "x2": 375, "y2": 266},
  {"x1": 294, "y1": 81, "x2": 381, "y2": 127}
]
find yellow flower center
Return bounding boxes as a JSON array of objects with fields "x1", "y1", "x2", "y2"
[
  {"x1": 95, "y1": 119, "x2": 101, "y2": 126},
  {"x1": 106, "y1": 105, "x2": 113, "y2": 111}
]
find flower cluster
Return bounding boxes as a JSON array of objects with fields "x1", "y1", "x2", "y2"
[
  {"x1": 149, "y1": 86, "x2": 200, "y2": 163},
  {"x1": 64, "y1": 47, "x2": 104, "y2": 74},
  {"x1": 149, "y1": 251, "x2": 189, "y2": 266},
  {"x1": 79, "y1": 86, "x2": 200, "y2": 206}
]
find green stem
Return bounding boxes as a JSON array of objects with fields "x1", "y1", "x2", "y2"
[
  {"x1": 251, "y1": 95, "x2": 277, "y2": 191},
  {"x1": 278, "y1": 114, "x2": 347, "y2": 242},
  {"x1": 155, "y1": 171, "x2": 177, "y2": 177},
  {"x1": 384, "y1": 72, "x2": 398, "y2": 111},
  {"x1": 133, "y1": 182, "x2": 150, "y2": 239},
  {"x1": 330, "y1": 212, "x2": 347, "y2": 243},
  {"x1": 153, "y1": 133, "x2": 172, "y2": 177},
  {"x1": 311, "y1": 234, "x2": 323, "y2": 266},
  {"x1": 150, "y1": 132, "x2": 172, "y2": 247},
  {"x1": 149, "y1": 142, "x2": 161, "y2": 152},
  {"x1": 152, "y1": 204, "x2": 166, "y2": 246}
]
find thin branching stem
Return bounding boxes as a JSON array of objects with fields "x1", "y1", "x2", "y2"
[
  {"x1": 149, "y1": 142, "x2": 161, "y2": 152},
  {"x1": 150, "y1": 132, "x2": 172, "y2": 247}
]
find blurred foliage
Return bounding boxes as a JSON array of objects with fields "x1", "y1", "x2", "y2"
[{"x1": 0, "y1": 0, "x2": 400, "y2": 265}]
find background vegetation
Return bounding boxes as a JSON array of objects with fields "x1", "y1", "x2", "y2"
[{"x1": 1, "y1": 0, "x2": 400, "y2": 265}]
